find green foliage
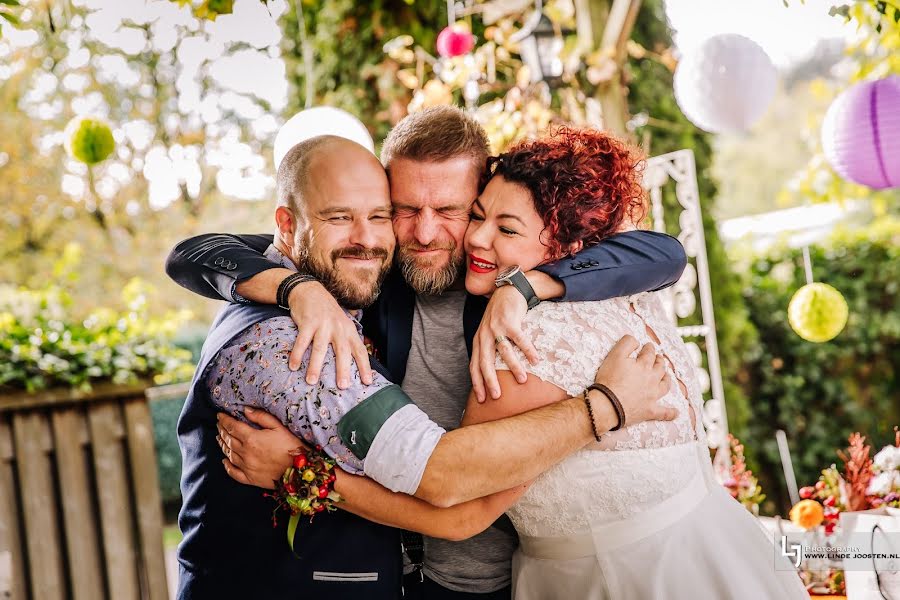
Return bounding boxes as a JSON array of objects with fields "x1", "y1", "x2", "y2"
[
  {"x1": 150, "y1": 329, "x2": 206, "y2": 509},
  {"x1": 280, "y1": 0, "x2": 445, "y2": 141},
  {"x1": 736, "y1": 217, "x2": 900, "y2": 513},
  {"x1": 781, "y1": 1, "x2": 900, "y2": 211},
  {"x1": 0, "y1": 252, "x2": 195, "y2": 392},
  {"x1": 0, "y1": 1, "x2": 275, "y2": 320},
  {"x1": 152, "y1": 394, "x2": 188, "y2": 507},
  {"x1": 0, "y1": 0, "x2": 21, "y2": 33}
]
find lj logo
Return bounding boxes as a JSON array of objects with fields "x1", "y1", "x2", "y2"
[{"x1": 781, "y1": 536, "x2": 803, "y2": 568}]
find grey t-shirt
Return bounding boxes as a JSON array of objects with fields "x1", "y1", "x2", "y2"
[{"x1": 401, "y1": 291, "x2": 518, "y2": 593}]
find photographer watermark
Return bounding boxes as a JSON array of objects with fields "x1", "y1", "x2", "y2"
[
  {"x1": 776, "y1": 528, "x2": 900, "y2": 598},
  {"x1": 776, "y1": 529, "x2": 900, "y2": 571}
]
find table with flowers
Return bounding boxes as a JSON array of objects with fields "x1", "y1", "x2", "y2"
[{"x1": 723, "y1": 429, "x2": 900, "y2": 598}]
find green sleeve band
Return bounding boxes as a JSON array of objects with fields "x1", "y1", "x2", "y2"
[{"x1": 338, "y1": 384, "x2": 414, "y2": 460}]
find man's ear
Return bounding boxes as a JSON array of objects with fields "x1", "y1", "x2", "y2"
[{"x1": 275, "y1": 206, "x2": 296, "y2": 239}]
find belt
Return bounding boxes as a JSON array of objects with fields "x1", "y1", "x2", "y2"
[{"x1": 518, "y1": 471, "x2": 710, "y2": 559}]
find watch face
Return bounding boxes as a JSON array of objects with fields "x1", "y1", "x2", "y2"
[{"x1": 495, "y1": 265, "x2": 520, "y2": 283}]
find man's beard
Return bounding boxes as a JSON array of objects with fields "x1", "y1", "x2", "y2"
[
  {"x1": 397, "y1": 239, "x2": 466, "y2": 296},
  {"x1": 298, "y1": 246, "x2": 391, "y2": 310}
]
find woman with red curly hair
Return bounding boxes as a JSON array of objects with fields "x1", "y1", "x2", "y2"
[{"x1": 461, "y1": 128, "x2": 807, "y2": 599}]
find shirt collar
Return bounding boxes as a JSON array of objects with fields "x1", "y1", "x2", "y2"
[{"x1": 264, "y1": 245, "x2": 297, "y2": 271}]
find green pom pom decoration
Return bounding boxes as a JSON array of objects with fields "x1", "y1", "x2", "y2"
[
  {"x1": 788, "y1": 282, "x2": 849, "y2": 343},
  {"x1": 65, "y1": 116, "x2": 115, "y2": 165}
]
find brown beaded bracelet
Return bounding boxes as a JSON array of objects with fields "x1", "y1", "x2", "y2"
[{"x1": 587, "y1": 383, "x2": 626, "y2": 432}]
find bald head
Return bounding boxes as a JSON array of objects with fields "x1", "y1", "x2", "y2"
[
  {"x1": 276, "y1": 135, "x2": 386, "y2": 220},
  {"x1": 272, "y1": 135, "x2": 394, "y2": 310}
]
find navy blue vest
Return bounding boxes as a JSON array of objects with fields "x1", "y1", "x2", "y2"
[{"x1": 176, "y1": 303, "x2": 402, "y2": 599}]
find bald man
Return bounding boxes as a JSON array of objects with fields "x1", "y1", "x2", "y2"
[{"x1": 175, "y1": 136, "x2": 403, "y2": 599}]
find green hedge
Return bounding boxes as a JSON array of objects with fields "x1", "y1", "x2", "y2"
[
  {"x1": 152, "y1": 327, "x2": 206, "y2": 510},
  {"x1": 152, "y1": 394, "x2": 188, "y2": 510},
  {"x1": 736, "y1": 217, "x2": 900, "y2": 514},
  {"x1": 0, "y1": 277, "x2": 194, "y2": 393}
]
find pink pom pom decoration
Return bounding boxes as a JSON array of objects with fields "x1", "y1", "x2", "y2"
[{"x1": 436, "y1": 25, "x2": 475, "y2": 58}]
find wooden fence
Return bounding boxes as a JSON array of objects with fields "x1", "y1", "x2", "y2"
[{"x1": 0, "y1": 383, "x2": 168, "y2": 600}]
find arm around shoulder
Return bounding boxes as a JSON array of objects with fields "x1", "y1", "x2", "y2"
[
  {"x1": 535, "y1": 230, "x2": 687, "y2": 302},
  {"x1": 165, "y1": 233, "x2": 278, "y2": 301}
]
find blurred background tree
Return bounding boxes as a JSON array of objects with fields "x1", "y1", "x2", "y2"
[
  {"x1": 0, "y1": 0, "x2": 278, "y2": 315},
  {"x1": 781, "y1": 2, "x2": 899, "y2": 213}
]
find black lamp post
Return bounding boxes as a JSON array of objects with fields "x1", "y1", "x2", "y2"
[{"x1": 515, "y1": 12, "x2": 568, "y2": 87}]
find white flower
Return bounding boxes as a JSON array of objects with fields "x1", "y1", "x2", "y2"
[
  {"x1": 873, "y1": 445, "x2": 900, "y2": 472},
  {"x1": 867, "y1": 471, "x2": 899, "y2": 496}
]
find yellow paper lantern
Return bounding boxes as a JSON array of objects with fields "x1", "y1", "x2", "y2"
[
  {"x1": 788, "y1": 282, "x2": 849, "y2": 343},
  {"x1": 65, "y1": 116, "x2": 115, "y2": 165}
]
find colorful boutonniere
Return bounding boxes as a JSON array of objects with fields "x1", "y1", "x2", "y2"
[{"x1": 266, "y1": 445, "x2": 343, "y2": 552}]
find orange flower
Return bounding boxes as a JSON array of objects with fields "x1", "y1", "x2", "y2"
[{"x1": 790, "y1": 499, "x2": 825, "y2": 530}]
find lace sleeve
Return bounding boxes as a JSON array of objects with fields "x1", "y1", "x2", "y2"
[
  {"x1": 494, "y1": 301, "x2": 628, "y2": 397},
  {"x1": 496, "y1": 296, "x2": 703, "y2": 452}
]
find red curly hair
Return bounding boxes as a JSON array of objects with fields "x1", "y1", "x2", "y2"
[{"x1": 483, "y1": 127, "x2": 646, "y2": 261}]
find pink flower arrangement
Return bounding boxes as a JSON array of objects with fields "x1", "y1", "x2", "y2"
[{"x1": 721, "y1": 434, "x2": 766, "y2": 513}]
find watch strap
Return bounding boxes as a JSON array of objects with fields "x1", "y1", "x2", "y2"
[{"x1": 509, "y1": 271, "x2": 541, "y2": 310}]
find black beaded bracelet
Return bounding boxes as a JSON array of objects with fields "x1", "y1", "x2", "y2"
[
  {"x1": 588, "y1": 383, "x2": 626, "y2": 432},
  {"x1": 583, "y1": 393, "x2": 604, "y2": 442},
  {"x1": 276, "y1": 272, "x2": 316, "y2": 310}
]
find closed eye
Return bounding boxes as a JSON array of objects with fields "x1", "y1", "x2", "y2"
[
  {"x1": 438, "y1": 207, "x2": 468, "y2": 216},
  {"x1": 499, "y1": 226, "x2": 519, "y2": 236}
]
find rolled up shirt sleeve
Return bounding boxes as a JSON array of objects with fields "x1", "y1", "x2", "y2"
[
  {"x1": 207, "y1": 315, "x2": 444, "y2": 492},
  {"x1": 337, "y1": 387, "x2": 445, "y2": 495}
]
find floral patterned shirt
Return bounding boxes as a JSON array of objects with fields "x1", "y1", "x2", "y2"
[{"x1": 204, "y1": 246, "x2": 392, "y2": 474}]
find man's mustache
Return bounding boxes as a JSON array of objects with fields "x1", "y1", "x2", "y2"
[
  {"x1": 332, "y1": 247, "x2": 390, "y2": 261},
  {"x1": 400, "y1": 241, "x2": 456, "y2": 253}
]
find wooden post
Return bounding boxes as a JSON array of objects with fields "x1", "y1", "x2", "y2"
[
  {"x1": 0, "y1": 419, "x2": 27, "y2": 599},
  {"x1": 123, "y1": 398, "x2": 168, "y2": 600},
  {"x1": 13, "y1": 411, "x2": 67, "y2": 600},
  {"x1": 576, "y1": 0, "x2": 642, "y2": 139},
  {"x1": 51, "y1": 410, "x2": 105, "y2": 600}
]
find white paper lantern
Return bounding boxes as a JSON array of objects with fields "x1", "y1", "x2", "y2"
[
  {"x1": 674, "y1": 34, "x2": 777, "y2": 134},
  {"x1": 273, "y1": 107, "x2": 375, "y2": 170}
]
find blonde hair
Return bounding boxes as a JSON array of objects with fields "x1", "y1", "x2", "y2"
[{"x1": 381, "y1": 106, "x2": 489, "y2": 173}]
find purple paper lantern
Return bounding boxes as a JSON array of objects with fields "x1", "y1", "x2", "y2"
[{"x1": 821, "y1": 76, "x2": 900, "y2": 190}]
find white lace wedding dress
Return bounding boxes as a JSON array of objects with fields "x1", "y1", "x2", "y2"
[{"x1": 497, "y1": 294, "x2": 807, "y2": 599}]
